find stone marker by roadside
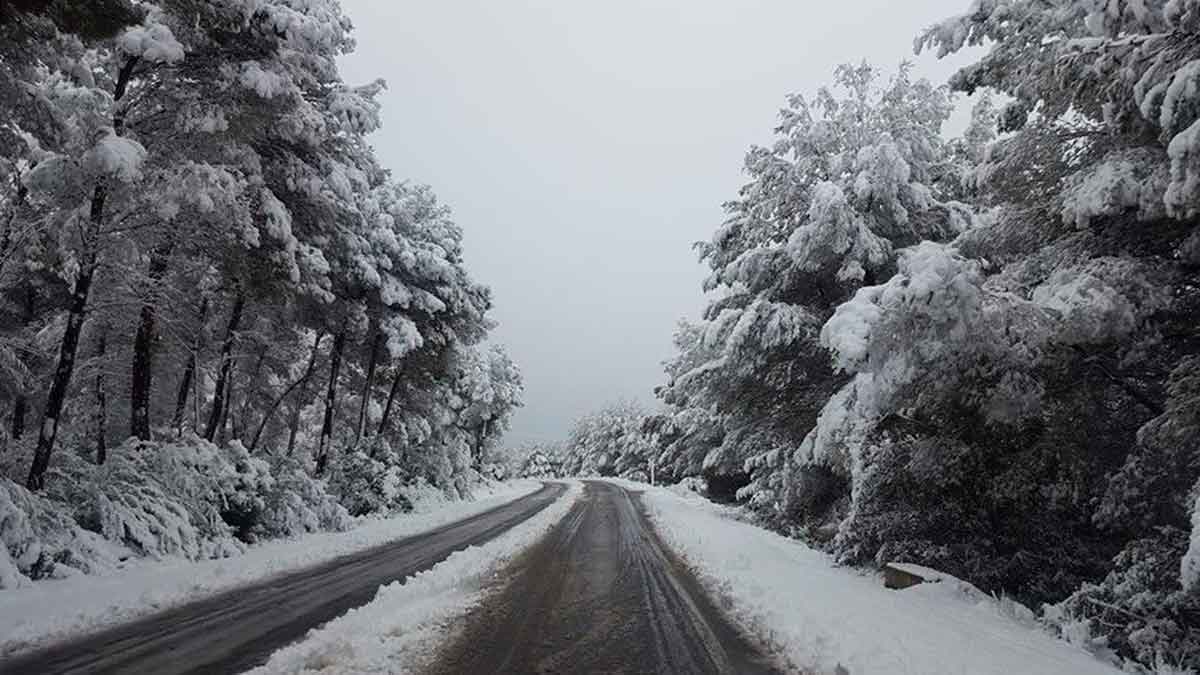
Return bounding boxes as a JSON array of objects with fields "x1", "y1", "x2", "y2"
[{"x1": 883, "y1": 562, "x2": 944, "y2": 590}]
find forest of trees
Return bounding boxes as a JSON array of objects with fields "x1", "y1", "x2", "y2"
[
  {"x1": 564, "y1": 1, "x2": 1200, "y2": 670},
  {"x1": 4, "y1": 0, "x2": 1199, "y2": 671},
  {"x1": 0, "y1": 0, "x2": 521, "y2": 586}
]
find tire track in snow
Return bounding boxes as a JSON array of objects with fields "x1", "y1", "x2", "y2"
[{"x1": 428, "y1": 480, "x2": 780, "y2": 674}]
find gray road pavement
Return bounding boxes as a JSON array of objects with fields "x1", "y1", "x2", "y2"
[
  {"x1": 0, "y1": 482, "x2": 566, "y2": 675},
  {"x1": 427, "y1": 480, "x2": 780, "y2": 675}
]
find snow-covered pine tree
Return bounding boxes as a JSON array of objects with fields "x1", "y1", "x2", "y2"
[
  {"x1": 684, "y1": 63, "x2": 973, "y2": 514},
  {"x1": 853, "y1": 1, "x2": 1200, "y2": 665},
  {"x1": 0, "y1": 0, "x2": 523, "y2": 586},
  {"x1": 563, "y1": 401, "x2": 655, "y2": 480}
]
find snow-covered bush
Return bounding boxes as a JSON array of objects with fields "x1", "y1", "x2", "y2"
[
  {"x1": 562, "y1": 401, "x2": 655, "y2": 479},
  {"x1": 256, "y1": 455, "x2": 351, "y2": 539},
  {"x1": 0, "y1": 435, "x2": 357, "y2": 582},
  {"x1": 0, "y1": 478, "x2": 121, "y2": 588},
  {"x1": 326, "y1": 449, "x2": 411, "y2": 517},
  {"x1": 520, "y1": 450, "x2": 561, "y2": 478},
  {"x1": 1050, "y1": 530, "x2": 1200, "y2": 672},
  {"x1": 55, "y1": 437, "x2": 274, "y2": 558}
]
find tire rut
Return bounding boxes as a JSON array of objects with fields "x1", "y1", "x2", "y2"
[{"x1": 427, "y1": 480, "x2": 780, "y2": 675}]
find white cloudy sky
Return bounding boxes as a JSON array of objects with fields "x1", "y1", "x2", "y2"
[{"x1": 337, "y1": 0, "x2": 980, "y2": 445}]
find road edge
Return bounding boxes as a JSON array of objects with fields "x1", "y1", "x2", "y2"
[
  {"x1": 246, "y1": 481, "x2": 584, "y2": 675},
  {"x1": 0, "y1": 479, "x2": 548, "y2": 659}
]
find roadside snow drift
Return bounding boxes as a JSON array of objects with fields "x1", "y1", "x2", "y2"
[
  {"x1": 248, "y1": 481, "x2": 583, "y2": 674},
  {"x1": 624, "y1": 481, "x2": 1119, "y2": 675},
  {"x1": 0, "y1": 480, "x2": 542, "y2": 657}
]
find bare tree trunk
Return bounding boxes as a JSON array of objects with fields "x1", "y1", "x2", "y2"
[
  {"x1": 226, "y1": 341, "x2": 267, "y2": 441},
  {"x1": 95, "y1": 328, "x2": 108, "y2": 464},
  {"x1": 9, "y1": 397, "x2": 26, "y2": 442},
  {"x1": 1, "y1": 182, "x2": 28, "y2": 280},
  {"x1": 173, "y1": 354, "x2": 196, "y2": 434},
  {"x1": 378, "y1": 367, "x2": 403, "y2": 439},
  {"x1": 286, "y1": 398, "x2": 303, "y2": 456},
  {"x1": 27, "y1": 251, "x2": 97, "y2": 490},
  {"x1": 355, "y1": 329, "x2": 381, "y2": 446},
  {"x1": 314, "y1": 329, "x2": 346, "y2": 476},
  {"x1": 204, "y1": 287, "x2": 245, "y2": 442},
  {"x1": 26, "y1": 56, "x2": 139, "y2": 491},
  {"x1": 473, "y1": 418, "x2": 491, "y2": 469},
  {"x1": 251, "y1": 332, "x2": 323, "y2": 451},
  {"x1": 218, "y1": 361, "x2": 237, "y2": 445},
  {"x1": 129, "y1": 244, "x2": 172, "y2": 440},
  {"x1": 172, "y1": 298, "x2": 208, "y2": 434}
]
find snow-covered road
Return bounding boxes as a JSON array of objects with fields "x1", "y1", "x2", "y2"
[
  {"x1": 427, "y1": 480, "x2": 779, "y2": 674},
  {"x1": 630, "y1": 480, "x2": 1120, "y2": 675},
  {"x1": 0, "y1": 482, "x2": 565, "y2": 675}
]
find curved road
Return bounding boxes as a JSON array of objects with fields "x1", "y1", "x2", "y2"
[
  {"x1": 0, "y1": 482, "x2": 566, "y2": 675},
  {"x1": 429, "y1": 480, "x2": 780, "y2": 674}
]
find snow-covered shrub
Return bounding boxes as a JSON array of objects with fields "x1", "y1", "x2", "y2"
[
  {"x1": 480, "y1": 462, "x2": 506, "y2": 481},
  {"x1": 255, "y1": 455, "x2": 351, "y2": 539},
  {"x1": 833, "y1": 434, "x2": 992, "y2": 575},
  {"x1": 1, "y1": 435, "x2": 357, "y2": 581},
  {"x1": 1050, "y1": 530, "x2": 1200, "y2": 672},
  {"x1": 779, "y1": 461, "x2": 847, "y2": 542},
  {"x1": 61, "y1": 437, "x2": 272, "y2": 557},
  {"x1": 520, "y1": 450, "x2": 560, "y2": 478},
  {"x1": 326, "y1": 450, "x2": 411, "y2": 517},
  {"x1": 0, "y1": 478, "x2": 121, "y2": 588},
  {"x1": 562, "y1": 401, "x2": 655, "y2": 479}
]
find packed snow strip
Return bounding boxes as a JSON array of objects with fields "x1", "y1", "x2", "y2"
[
  {"x1": 0, "y1": 479, "x2": 543, "y2": 657},
  {"x1": 614, "y1": 480, "x2": 1118, "y2": 675},
  {"x1": 248, "y1": 481, "x2": 583, "y2": 675}
]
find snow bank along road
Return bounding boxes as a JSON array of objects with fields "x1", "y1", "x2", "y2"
[
  {"x1": 429, "y1": 480, "x2": 780, "y2": 674},
  {"x1": 0, "y1": 482, "x2": 566, "y2": 675}
]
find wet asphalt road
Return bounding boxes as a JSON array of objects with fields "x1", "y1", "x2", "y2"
[
  {"x1": 0, "y1": 482, "x2": 566, "y2": 675},
  {"x1": 428, "y1": 480, "x2": 780, "y2": 675}
]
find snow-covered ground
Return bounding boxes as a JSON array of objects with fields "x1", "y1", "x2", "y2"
[
  {"x1": 0, "y1": 479, "x2": 543, "y2": 657},
  {"x1": 248, "y1": 481, "x2": 583, "y2": 675},
  {"x1": 615, "y1": 479, "x2": 1118, "y2": 675}
]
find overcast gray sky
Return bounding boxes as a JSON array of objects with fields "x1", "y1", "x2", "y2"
[{"x1": 337, "y1": 0, "x2": 979, "y2": 445}]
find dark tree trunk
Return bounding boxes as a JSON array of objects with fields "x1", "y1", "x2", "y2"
[
  {"x1": 1, "y1": 182, "x2": 28, "y2": 279},
  {"x1": 172, "y1": 298, "x2": 208, "y2": 434},
  {"x1": 95, "y1": 328, "x2": 108, "y2": 464},
  {"x1": 27, "y1": 251, "x2": 97, "y2": 490},
  {"x1": 129, "y1": 244, "x2": 172, "y2": 440},
  {"x1": 378, "y1": 367, "x2": 403, "y2": 439},
  {"x1": 173, "y1": 354, "x2": 196, "y2": 433},
  {"x1": 10, "y1": 397, "x2": 26, "y2": 441},
  {"x1": 203, "y1": 287, "x2": 245, "y2": 442},
  {"x1": 286, "y1": 397, "x2": 303, "y2": 456},
  {"x1": 252, "y1": 332, "x2": 323, "y2": 451},
  {"x1": 314, "y1": 329, "x2": 346, "y2": 476},
  {"x1": 25, "y1": 56, "x2": 139, "y2": 491},
  {"x1": 218, "y1": 361, "x2": 237, "y2": 444},
  {"x1": 473, "y1": 418, "x2": 491, "y2": 469},
  {"x1": 355, "y1": 329, "x2": 382, "y2": 445},
  {"x1": 232, "y1": 344, "x2": 267, "y2": 441}
]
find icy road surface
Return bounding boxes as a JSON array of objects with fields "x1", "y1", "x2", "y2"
[
  {"x1": 0, "y1": 482, "x2": 566, "y2": 675},
  {"x1": 428, "y1": 480, "x2": 780, "y2": 674}
]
